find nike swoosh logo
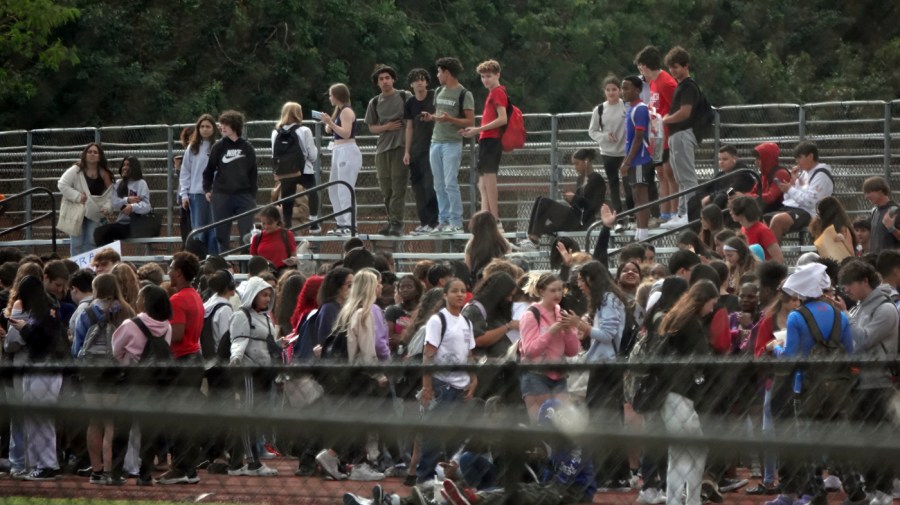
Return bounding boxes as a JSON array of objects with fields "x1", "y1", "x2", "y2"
[{"x1": 221, "y1": 153, "x2": 245, "y2": 164}]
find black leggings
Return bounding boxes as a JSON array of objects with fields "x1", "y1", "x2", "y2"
[{"x1": 280, "y1": 174, "x2": 320, "y2": 227}]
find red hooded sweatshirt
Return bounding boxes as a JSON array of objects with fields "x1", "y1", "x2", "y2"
[{"x1": 750, "y1": 142, "x2": 791, "y2": 213}]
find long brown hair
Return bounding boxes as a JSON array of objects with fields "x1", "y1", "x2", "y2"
[
  {"x1": 658, "y1": 280, "x2": 719, "y2": 336},
  {"x1": 329, "y1": 83, "x2": 351, "y2": 118},
  {"x1": 5, "y1": 262, "x2": 43, "y2": 315},
  {"x1": 76, "y1": 143, "x2": 113, "y2": 185},
  {"x1": 400, "y1": 287, "x2": 445, "y2": 345},
  {"x1": 189, "y1": 114, "x2": 217, "y2": 155},
  {"x1": 92, "y1": 273, "x2": 135, "y2": 327}
]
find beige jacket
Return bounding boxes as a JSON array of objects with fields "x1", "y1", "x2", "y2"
[{"x1": 58, "y1": 164, "x2": 112, "y2": 222}]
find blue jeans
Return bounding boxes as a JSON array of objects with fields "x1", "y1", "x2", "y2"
[
  {"x1": 460, "y1": 451, "x2": 498, "y2": 490},
  {"x1": 429, "y1": 142, "x2": 464, "y2": 227},
  {"x1": 6, "y1": 378, "x2": 25, "y2": 472},
  {"x1": 70, "y1": 218, "x2": 100, "y2": 256},
  {"x1": 762, "y1": 387, "x2": 776, "y2": 485},
  {"x1": 416, "y1": 378, "x2": 466, "y2": 483},
  {"x1": 188, "y1": 193, "x2": 218, "y2": 254},
  {"x1": 210, "y1": 192, "x2": 256, "y2": 253}
]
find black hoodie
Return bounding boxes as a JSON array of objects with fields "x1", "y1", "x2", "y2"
[{"x1": 202, "y1": 136, "x2": 258, "y2": 195}]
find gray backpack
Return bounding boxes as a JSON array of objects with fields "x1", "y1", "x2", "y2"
[{"x1": 78, "y1": 308, "x2": 114, "y2": 361}]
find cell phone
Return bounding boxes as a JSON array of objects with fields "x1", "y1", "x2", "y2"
[
  {"x1": 727, "y1": 187, "x2": 735, "y2": 197},
  {"x1": 311, "y1": 110, "x2": 323, "y2": 120}
]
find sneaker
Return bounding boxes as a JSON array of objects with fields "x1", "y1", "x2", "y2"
[
  {"x1": 751, "y1": 464, "x2": 763, "y2": 479},
  {"x1": 599, "y1": 479, "x2": 632, "y2": 492},
  {"x1": 411, "y1": 225, "x2": 432, "y2": 235},
  {"x1": 823, "y1": 475, "x2": 841, "y2": 492},
  {"x1": 443, "y1": 225, "x2": 463, "y2": 235},
  {"x1": 516, "y1": 239, "x2": 538, "y2": 252},
  {"x1": 10, "y1": 468, "x2": 29, "y2": 480},
  {"x1": 387, "y1": 222, "x2": 404, "y2": 236},
  {"x1": 637, "y1": 488, "x2": 668, "y2": 504},
  {"x1": 766, "y1": 495, "x2": 796, "y2": 505},
  {"x1": 893, "y1": 478, "x2": 900, "y2": 499},
  {"x1": 409, "y1": 486, "x2": 429, "y2": 505},
  {"x1": 106, "y1": 474, "x2": 127, "y2": 486},
  {"x1": 316, "y1": 450, "x2": 346, "y2": 481},
  {"x1": 207, "y1": 462, "x2": 229, "y2": 474},
  {"x1": 89, "y1": 471, "x2": 106, "y2": 484},
  {"x1": 614, "y1": 222, "x2": 627, "y2": 233},
  {"x1": 156, "y1": 469, "x2": 200, "y2": 485},
  {"x1": 76, "y1": 465, "x2": 93, "y2": 477},
  {"x1": 661, "y1": 214, "x2": 688, "y2": 229},
  {"x1": 719, "y1": 477, "x2": 749, "y2": 492},
  {"x1": 702, "y1": 479, "x2": 724, "y2": 503},
  {"x1": 23, "y1": 468, "x2": 60, "y2": 481},
  {"x1": 344, "y1": 493, "x2": 373, "y2": 505},
  {"x1": 327, "y1": 227, "x2": 351, "y2": 236},
  {"x1": 442, "y1": 479, "x2": 472, "y2": 505},
  {"x1": 869, "y1": 491, "x2": 892, "y2": 505},
  {"x1": 195, "y1": 459, "x2": 211, "y2": 470},
  {"x1": 294, "y1": 463, "x2": 316, "y2": 477},
  {"x1": 372, "y1": 484, "x2": 386, "y2": 504},
  {"x1": 349, "y1": 462, "x2": 385, "y2": 481},
  {"x1": 430, "y1": 224, "x2": 448, "y2": 235},
  {"x1": 309, "y1": 222, "x2": 322, "y2": 234},
  {"x1": 244, "y1": 464, "x2": 278, "y2": 476}
]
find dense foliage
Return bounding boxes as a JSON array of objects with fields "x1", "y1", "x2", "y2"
[{"x1": 2, "y1": 0, "x2": 898, "y2": 129}]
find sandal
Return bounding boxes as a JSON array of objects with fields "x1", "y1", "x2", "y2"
[{"x1": 747, "y1": 484, "x2": 779, "y2": 495}]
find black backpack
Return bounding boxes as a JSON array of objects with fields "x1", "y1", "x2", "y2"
[
  {"x1": 616, "y1": 303, "x2": 640, "y2": 358},
  {"x1": 199, "y1": 302, "x2": 231, "y2": 361},
  {"x1": 434, "y1": 85, "x2": 468, "y2": 118},
  {"x1": 322, "y1": 327, "x2": 349, "y2": 360},
  {"x1": 130, "y1": 317, "x2": 173, "y2": 364},
  {"x1": 795, "y1": 303, "x2": 853, "y2": 389},
  {"x1": 272, "y1": 125, "x2": 305, "y2": 176},
  {"x1": 687, "y1": 79, "x2": 715, "y2": 143},
  {"x1": 292, "y1": 308, "x2": 320, "y2": 362}
]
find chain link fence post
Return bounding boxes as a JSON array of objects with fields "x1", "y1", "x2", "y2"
[
  {"x1": 712, "y1": 108, "x2": 721, "y2": 176},
  {"x1": 24, "y1": 131, "x2": 33, "y2": 240},
  {"x1": 799, "y1": 105, "x2": 806, "y2": 141},
  {"x1": 550, "y1": 114, "x2": 559, "y2": 198},
  {"x1": 884, "y1": 102, "x2": 892, "y2": 181},
  {"x1": 166, "y1": 126, "x2": 175, "y2": 238}
]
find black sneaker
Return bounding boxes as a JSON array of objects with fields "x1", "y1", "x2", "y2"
[
  {"x1": 294, "y1": 463, "x2": 316, "y2": 477},
  {"x1": 89, "y1": 471, "x2": 107, "y2": 484},
  {"x1": 106, "y1": 474, "x2": 127, "y2": 486},
  {"x1": 372, "y1": 483, "x2": 386, "y2": 504},
  {"x1": 136, "y1": 475, "x2": 153, "y2": 486},
  {"x1": 387, "y1": 222, "x2": 403, "y2": 236},
  {"x1": 76, "y1": 465, "x2": 93, "y2": 477},
  {"x1": 24, "y1": 468, "x2": 60, "y2": 481},
  {"x1": 309, "y1": 222, "x2": 322, "y2": 234},
  {"x1": 195, "y1": 459, "x2": 211, "y2": 470},
  {"x1": 207, "y1": 462, "x2": 229, "y2": 474}
]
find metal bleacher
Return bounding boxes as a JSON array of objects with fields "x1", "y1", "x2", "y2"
[{"x1": 0, "y1": 99, "x2": 897, "y2": 272}]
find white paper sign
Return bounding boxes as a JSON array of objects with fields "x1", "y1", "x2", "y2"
[{"x1": 70, "y1": 241, "x2": 122, "y2": 270}]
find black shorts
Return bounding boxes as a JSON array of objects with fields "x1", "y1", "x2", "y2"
[
  {"x1": 769, "y1": 206, "x2": 811, "y2": 233},
  {"x1": 626, "y1": 162, "x2": 654, "y2": 187},
  {"x1": 654, "y1": 148, "x2": 670, "y2": 167},
  {"x1": 476, "y1": 137, "x2": 502, "y2": 175}
]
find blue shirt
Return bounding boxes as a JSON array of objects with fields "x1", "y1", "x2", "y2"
[{"x1": 625, "y1": 101, "x2": 652, "y2": 166}]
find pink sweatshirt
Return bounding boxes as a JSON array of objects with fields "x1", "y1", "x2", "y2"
[
  {"x1": 519, "y1": 302, "x2": 580, "y2": 380},
  {"x1": 112, "y1": 313, "x2": 173, "y2": 364}
]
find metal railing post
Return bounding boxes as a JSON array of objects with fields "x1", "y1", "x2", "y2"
[
  {"x1": 94, "y1": 127, "x2": 100, "y2": 144},
  {"x1": 166, "y1": 126, "x2": 174, "y2": 238},
  {"x1": 712, "y1": 108, "x2": 721, "y2": 174},
  {"x1": 799, "y1": 105, "x2": 806, "y2": 141},
  {"x1": 314, "y1": 122, "x2": 323, "y2": 188},
  {"x1": 884, "y1": 102, "x2": 892, "y2": 181},
  {"x1": 24, "y1": 131, "x2": 33, "y2": 241},
  {"x1": 550, "y1": 115, "x2": 559, "y2": 198}
]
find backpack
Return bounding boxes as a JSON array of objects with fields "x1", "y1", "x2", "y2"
[
  {"x1": 272, "y1": 124, "x2": 305, "y2": 176},
  {"x1": 501, "y1": 94, "x2": 526, "y2": 152},
  {"x1": 200, "y1": 302, "x2": 231, "y2": 361},
  {"x1": 130, "y1": 317, "x2": 173, "y2": 364},
  {"x1": 435, "y1": 85, "x2": 468, "y2": 118},
  {"x1": 77, "y1": 308, "x2": 115, "y2": 362},
  {"x1": 407, "y1": 311, "x2": 470, "y2": 358},
  {"x1": 321, "y1": 327, "x2": 349, "y2": 360},
  {"x1": 630, "y1": 103, "x2": 664, "y2": 164},
  {"x1": 809, "y1": 166, "x2": 835, "y2": 187},
  {"x1": 687, "y1": 79, "x2": 715, "y2": 143},
  {"x1": 623, "y1": 313, "x2": 673, "y2": 413},
  {"x1": 795, "y1": 303, "x2": 853, "y2": 392},
  {"x1": 615, "y1": 303, "x2": 640, "y2": 358},
  {"x1": 292, "y1": 308, "x2": 320, "y2": 362}
]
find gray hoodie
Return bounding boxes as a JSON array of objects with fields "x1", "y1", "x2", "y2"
[
  {"x1": 848, "y1": 284, "x2": 899, "y2": 389},
  {"x1": 229, "y1": 277, "x2": 274, "y2": 366}
]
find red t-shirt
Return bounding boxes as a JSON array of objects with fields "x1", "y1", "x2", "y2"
[
  {"x1": 250, "y1": 228, "x2": 297, "y2": 269},
  {"x1": 169, "y1": 287, "x2": 204, "y2": 358},
  {"x1": 742, "y1": 221, "x2": 777, "y2": 260},
  {"x1": 479, "y1": 86, "x2": 508, "y2": 140},
  {"x1": 650, "y1": 71, "x2": 677, "y2": 147}
]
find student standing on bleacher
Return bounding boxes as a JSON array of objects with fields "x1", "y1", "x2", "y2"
[
  {"x1": 58, "y1": 143, "x2": 113, "y2": 256},
  {"x1": 202, "y1": 110, "x2": 258, "y2": 253},
  {"x1": 180, "y1": 114, "x2": 219, "y2": 254}
]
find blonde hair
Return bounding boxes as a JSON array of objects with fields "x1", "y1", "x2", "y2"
[
  {"x1": 333, "y1": 268, "x2": 380, "y2": 335},
  {"x1": 476, "y1": 59, "x2": 501, "y2": 74},
  {"x1": 277, "y1": 102, "x2": 303, "y2": 129}
]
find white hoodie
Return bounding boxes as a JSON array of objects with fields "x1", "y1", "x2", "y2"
[{"x1": 229, "y1": 277, "x2": 275, "y2": 366}]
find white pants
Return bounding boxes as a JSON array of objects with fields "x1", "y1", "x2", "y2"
[
  {"x1": 662, "y1": 392, "x2": 707, "y2": 505},
  {"x1": 23, "y1": 373, "x2": 62, "y2": 471},
  {"x1": 328, "y1": 143, "x2": 362, "y2": 228}
]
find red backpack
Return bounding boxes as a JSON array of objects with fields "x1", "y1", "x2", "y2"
[{"x1": 501, "y1": 95, "x2": 526, "y2": 152}]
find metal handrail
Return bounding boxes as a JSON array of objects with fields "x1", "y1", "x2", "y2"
[
  {"x1": 584, "y1": 167, "x2": 763, "y2": 252},
  {"x1": 0, "y1": 187, "x2": 58, "y2": 253},
  {"x1": 184, "y1": 180, "x2": 357, "y2": 256}
]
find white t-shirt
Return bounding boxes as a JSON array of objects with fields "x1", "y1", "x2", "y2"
[
  {"x1": 425, "y1": 308, "x2": 475, "y2": 389},
  {"x1": 507, "y1": 301, "x2": 529, "y2": 343}
]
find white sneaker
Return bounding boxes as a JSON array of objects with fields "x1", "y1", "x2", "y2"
[
  {"x1": 516, "y1": 239, "x2": 538, "y2": 252},
  {"x1": 229, "y1": 464, "x2": 278, "y2": 476},
  {"x1": 349, "y1": 462, "x2": 385, "y2": 481},
  {"x1": 410, "y1": 225, "x2": 429, "y2": 235},
  {"x1": 316, "y1": 449, "x2": 347, "y2": 480},
  {"x1": 869, "y1": 490, "x2": 892, "y2": 505},
  {"x1": 444, "y1": 225, "x2": 464, "y2": 235},
  {"x1": 429, "y1": 224, "x2": 448, "y2": 235},
  {"x1": 893, "y1": 478, "x2": 900, "y2": 499},
  {"x1": 661, "y1": 214, "x2": 688, "y2": 229},
  {"x1": 637, "y1": 488, "x2": 667, "y2": 504}
]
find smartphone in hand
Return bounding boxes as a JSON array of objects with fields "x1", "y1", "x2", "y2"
[{"x1": 311, "y1": 110, "x2": 323, "y2": 120}]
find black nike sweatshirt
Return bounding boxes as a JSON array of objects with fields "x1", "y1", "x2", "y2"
[{"x1": 202, "y1": 136, "x2": 258, "y2": 194}]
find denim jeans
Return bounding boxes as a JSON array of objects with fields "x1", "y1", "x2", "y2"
[
  {"x1": 416, "y1": 378, "x2": 466, "y2": 483},
  {"x1": 6, "y1": 377, "x2": 25, "y2": 472},
  {"x1": 429, "y1": 142, "x2": 464, "y2": 227},
  {"x1": 189, "y1": 193, "x2": 218, "y2": 254},
  {"x1": 70, "y1": 218, "x2": 100, "y2": 256},
  {"x1": 460, "y1": 451, "x2": 499, "y2": 490}
]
